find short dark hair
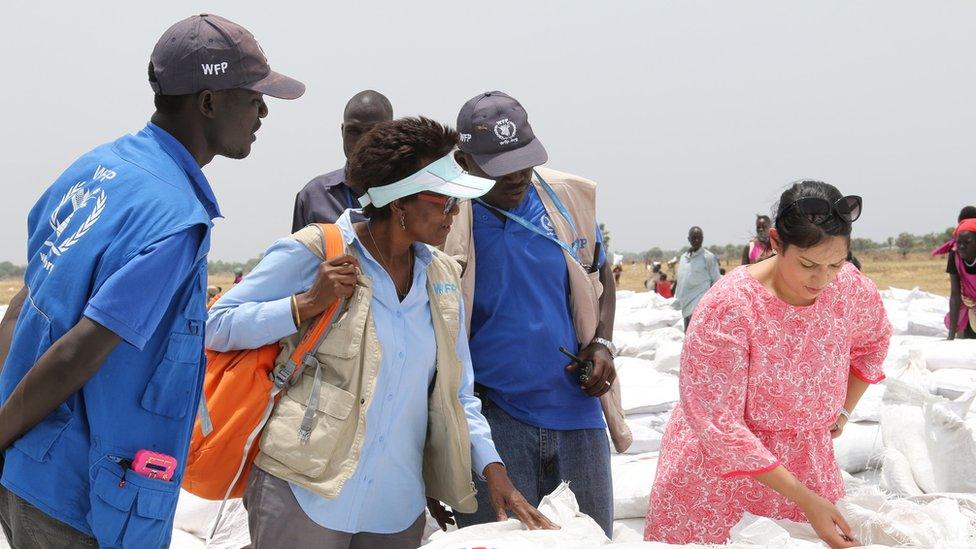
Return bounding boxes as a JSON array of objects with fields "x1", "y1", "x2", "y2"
[
  {"x1": 347, "y1": 116, "x2": 458, "y2": 220},
  {"x1": 148, "y1": 61, "x2": 195, "y2": 115},
  {"x1": 756, "y1": 214, "x2": 771, "y2": 224},
  {"x1": 959, "y1": 206, "x2": 976, "y2": 222},
  {"x1": 774, "y1": 180, "x2": 852, "y2": 250}
]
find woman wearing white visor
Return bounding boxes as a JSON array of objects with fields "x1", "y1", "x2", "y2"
[{"x1": 207, "y1": 117, "x2": 555, "y2": 548}]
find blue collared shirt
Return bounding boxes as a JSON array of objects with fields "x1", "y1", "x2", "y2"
[
  {"x1": 468, "y1": 185, "x2": 606, "y2": 430},
  {"x1": 206, "y1": 210, "x2": 502, "y2": 534}
]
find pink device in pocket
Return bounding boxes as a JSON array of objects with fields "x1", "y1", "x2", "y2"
[{"x1": 131, "y1": 450, "x2": 178, "y2": 481}]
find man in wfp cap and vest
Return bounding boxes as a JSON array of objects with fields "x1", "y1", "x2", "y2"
[
  {"x1": 444, "y1": 91, "x2": 620, "y2": 536},
  {"x1": 0, "y1": 14, "x2": 303, "y2": 548}
]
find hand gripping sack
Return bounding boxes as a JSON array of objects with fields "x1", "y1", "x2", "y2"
[{"x1": 182, "y1": 224, "x2": 346, "y2": 500}]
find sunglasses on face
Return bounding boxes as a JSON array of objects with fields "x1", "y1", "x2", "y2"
[
  {"x1": 780, "y1": 195, "x2": 862, "y2": 225},
  {"x1": 416, "y1": 192, "x2": 460, "y2": 214}
]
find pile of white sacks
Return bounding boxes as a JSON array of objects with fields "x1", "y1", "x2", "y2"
[{"x1": 3, "y1": 288, "x2": 966, "y2": 548}]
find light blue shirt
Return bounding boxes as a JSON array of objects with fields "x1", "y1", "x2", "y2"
[
  {"x1": 206, "y1": 210, "x2": 502, "y2": 534},
  {"x1": 673, "y1": 248, "x2": 721, "y2": 318}
]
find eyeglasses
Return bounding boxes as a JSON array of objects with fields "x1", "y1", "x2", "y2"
[
  {"x1": 779, "y1": 195, "x2": 862, "y2": 225},
  {"x1": 416, "y1": 192, "x2": 460, "y2": 214}
]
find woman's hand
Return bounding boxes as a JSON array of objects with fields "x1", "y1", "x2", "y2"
[
  {"x1": 796, "y1": 491, "x2": 858, "y2": 549},
  {"x1": 295, "y1": 254, "x2": 359, "y2": 320},
  {"x1": 830, "y1": 415, "x2": 848, "y2": 439},
  {"x1": 426, "y1": 498, "x2": 455, "y2": 531},
  {"x1": 483, "y1": 463, "x2": 558, "y2": 530}
]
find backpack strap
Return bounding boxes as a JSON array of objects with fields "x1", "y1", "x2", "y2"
[{"x1": 269, "y1": 223, "x2": 351, "y2": 443}]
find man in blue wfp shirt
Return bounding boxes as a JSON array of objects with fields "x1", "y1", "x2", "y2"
[
  {"x1": 0, "y1": 15, "x2": 303, "y2": 548},
  {"x1": 445, "y1": 92, "x2": 619, "y2": 536}
]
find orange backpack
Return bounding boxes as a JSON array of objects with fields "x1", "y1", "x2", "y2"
[{"x1": 182, "y1": 224, "x2": 346, "y2": 503}]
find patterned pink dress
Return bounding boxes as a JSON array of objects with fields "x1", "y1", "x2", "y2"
[{"x1": 644, "y1": 264, "x2": 892, "y2": 544}]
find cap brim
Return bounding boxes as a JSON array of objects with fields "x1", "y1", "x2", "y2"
[
  {"x1": 242, "y1": 70, "x2": 305, "y2": 100},
  {"x1": 470, "y1": 138, "x2": 548, "y2": 178},
  {"x1": 427, "y1": 172, "x2": 496, "y2": 200}
]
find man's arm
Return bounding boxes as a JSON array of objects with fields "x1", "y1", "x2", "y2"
[
  {"x1": 596, "y1": 258, "x2": 616, "y2": 340},
  {"x1": 0, "y1": 317, "x2": 120, "y2": 450},
  {"x1": 574, "y1": 257, "x2": 617, "y2": 397},
  {"x1": 0, "y1": 286, "x2": 28, "y2": 376}
]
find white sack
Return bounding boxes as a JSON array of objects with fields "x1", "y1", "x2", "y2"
[
  {"x1": 881, "y1": 378, "x2": 976, "y2": 494},
  {"x1": 619, "y1": 413, "x2": 669, "y2": 455},
  {"x1": 423, "y1": 483, "x2": 609, "y2": 549},
  {"x1": 616, "y1": 358, "x2": 680, "y2": 416},
  {"x1": 172, "y1": 491, "x2": 251, "y2": 549},
  {"x1": 611, "y1": 453, "x2": 658, "y2": 519},
  {"x1": 832, "y1": 421, "x2": 883, "y2": 474},
  {"x1": 913, "y1": 340, "x2": 976, "y2": 371}
]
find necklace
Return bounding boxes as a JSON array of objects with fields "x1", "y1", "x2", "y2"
[
  {"x1": 367, "y1": 221, "x2": 413, "y2": 300},
  {"x1": 964, "y1": 255, "x2": 976, "y2": 268}
]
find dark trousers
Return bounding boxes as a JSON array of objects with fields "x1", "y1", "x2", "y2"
[
  {"x1": 454, "y1": 398, "x2": 613, "y2": 537},
  {"x1": 0, "y1": 482, "x2": 96, "y2": 549},
  {"x1": 243, "y1": 466, "x2": 425, "y2": 549}
]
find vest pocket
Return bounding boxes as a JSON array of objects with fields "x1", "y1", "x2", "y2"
[
  {"x1": 88, "y1": 459, "x2": 179, "y2": 547},
  {"x1": 12, "y1": 404, "x2": 72, "y2": 462},
  {"x1": 314, "y1": 289, "x2": 369, "y2": 360},
  {"x1": 141, "y1": 332, "x2": 202, "y2": 419},
  {"x1": 9, "y1": 297, "x2": 73, "y2": 461},
  {"x1": 259, "y1": 375, "x2": 356, "y2": 478}
]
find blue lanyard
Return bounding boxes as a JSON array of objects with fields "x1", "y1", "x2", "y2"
[
  {"x1": 533, "y1": 170, "x2": 581, "y2": 239},
  {"x1": 343, "y1": 185, "x2": 356, "y2": 209},
  {"x1": 475, "y1": 173, "x2": 585, "y2": 263}
]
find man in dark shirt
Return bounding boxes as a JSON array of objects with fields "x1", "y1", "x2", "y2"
[{"x1": 291, "y1": 90, "x2": 393, "y2": 231}]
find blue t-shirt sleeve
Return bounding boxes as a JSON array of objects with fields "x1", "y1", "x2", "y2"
[
  {"x1": 594, "y1": 225, "x2": 607, "y2": 268},
  {"x1": 84, "y1": 228, "x2": 202, "y2": 350}
]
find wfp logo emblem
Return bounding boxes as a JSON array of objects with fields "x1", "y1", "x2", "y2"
[
  {"x1": 432, "y1": 282, "x2": 458, "y2": 295},
  {"x1": 202, "y1": 62, "x2": 230, "y2": 75},
  {"x1": 39, "y1": 166, "x2": 111, "y2": 272},
  {"x1": 493, "y1": 119, "x2": 519, "y2": 146}
]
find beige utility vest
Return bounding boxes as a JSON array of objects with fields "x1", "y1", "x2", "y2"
[
  {"x1": 254, "y1": 225, "x2": 478, "y2": 513},
  {"x1": 443, "y1": 166, "x2": 632, "y2": 453}
]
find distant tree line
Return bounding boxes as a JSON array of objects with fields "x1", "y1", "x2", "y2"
[
  {"x1": 208, "y1": 255, "x2": 264, "y2": 275},
  {"x1": 0, "y1": 262, "x2": 26, "y2": 279}
]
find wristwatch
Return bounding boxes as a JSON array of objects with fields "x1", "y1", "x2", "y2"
[{"x1": 591, "y1": 337, "x2": 617, "y2": 358}]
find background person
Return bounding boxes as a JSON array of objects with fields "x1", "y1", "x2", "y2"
[
  {"x1": 0, "y1": 14, "x2": 303, "y2": 548},
  {"x1": 947, "y1": 218, "x2": 976, "y2": 340},
  {"x1": 645, "y1": 181, "x2": 891, "y2": 548},
  {"x1": 932, "y1": 205, "x2": 976, "y2": 257},
  {"x1": 672, "y1": 226, "x2": 721, "y2": 330},
  {"x1": 292, "y1": 90, "x2": 394, "y2": 230},
  {"x1": 741, "y1": 214, "x2": 775, "y2": 264},
  {"x1": 208, "y1": 117, "x2": 553, "y2": 549}
]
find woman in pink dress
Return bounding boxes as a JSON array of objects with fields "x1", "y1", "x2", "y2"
[{"x1": 645, "y1": 181, "x2": 892, "y2": 549}]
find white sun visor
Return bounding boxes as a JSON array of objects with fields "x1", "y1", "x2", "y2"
[{"x1": 358, "y1": 153, "x2": 495, "y2": 209}]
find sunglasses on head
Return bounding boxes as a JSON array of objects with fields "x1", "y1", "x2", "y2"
[
  {"x1": 780, "y1": 195, "x2": 862, "y2": 225},
  {"x1": 416, "y1": 192, "x2": 460, "y2": 214}
]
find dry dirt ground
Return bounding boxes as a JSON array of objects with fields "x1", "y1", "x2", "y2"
[
  {"x1": 615, "y1": 251, "x2": 950, "y2": 296},
  {"x1": 0, "y1": 252, "x2": 952, "y2": 306}
]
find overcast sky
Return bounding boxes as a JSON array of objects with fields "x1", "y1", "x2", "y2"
[{"x1": 1, "y1": 1, "x2": 974, "y2": 261}]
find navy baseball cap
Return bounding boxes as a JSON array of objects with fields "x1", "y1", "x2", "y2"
[
  {"x1": 456, "y1": 91, "x2": 548, "y2": 177},
  {"x1": 149, "y1": 14, "x2": 304, "y2": 100}
]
